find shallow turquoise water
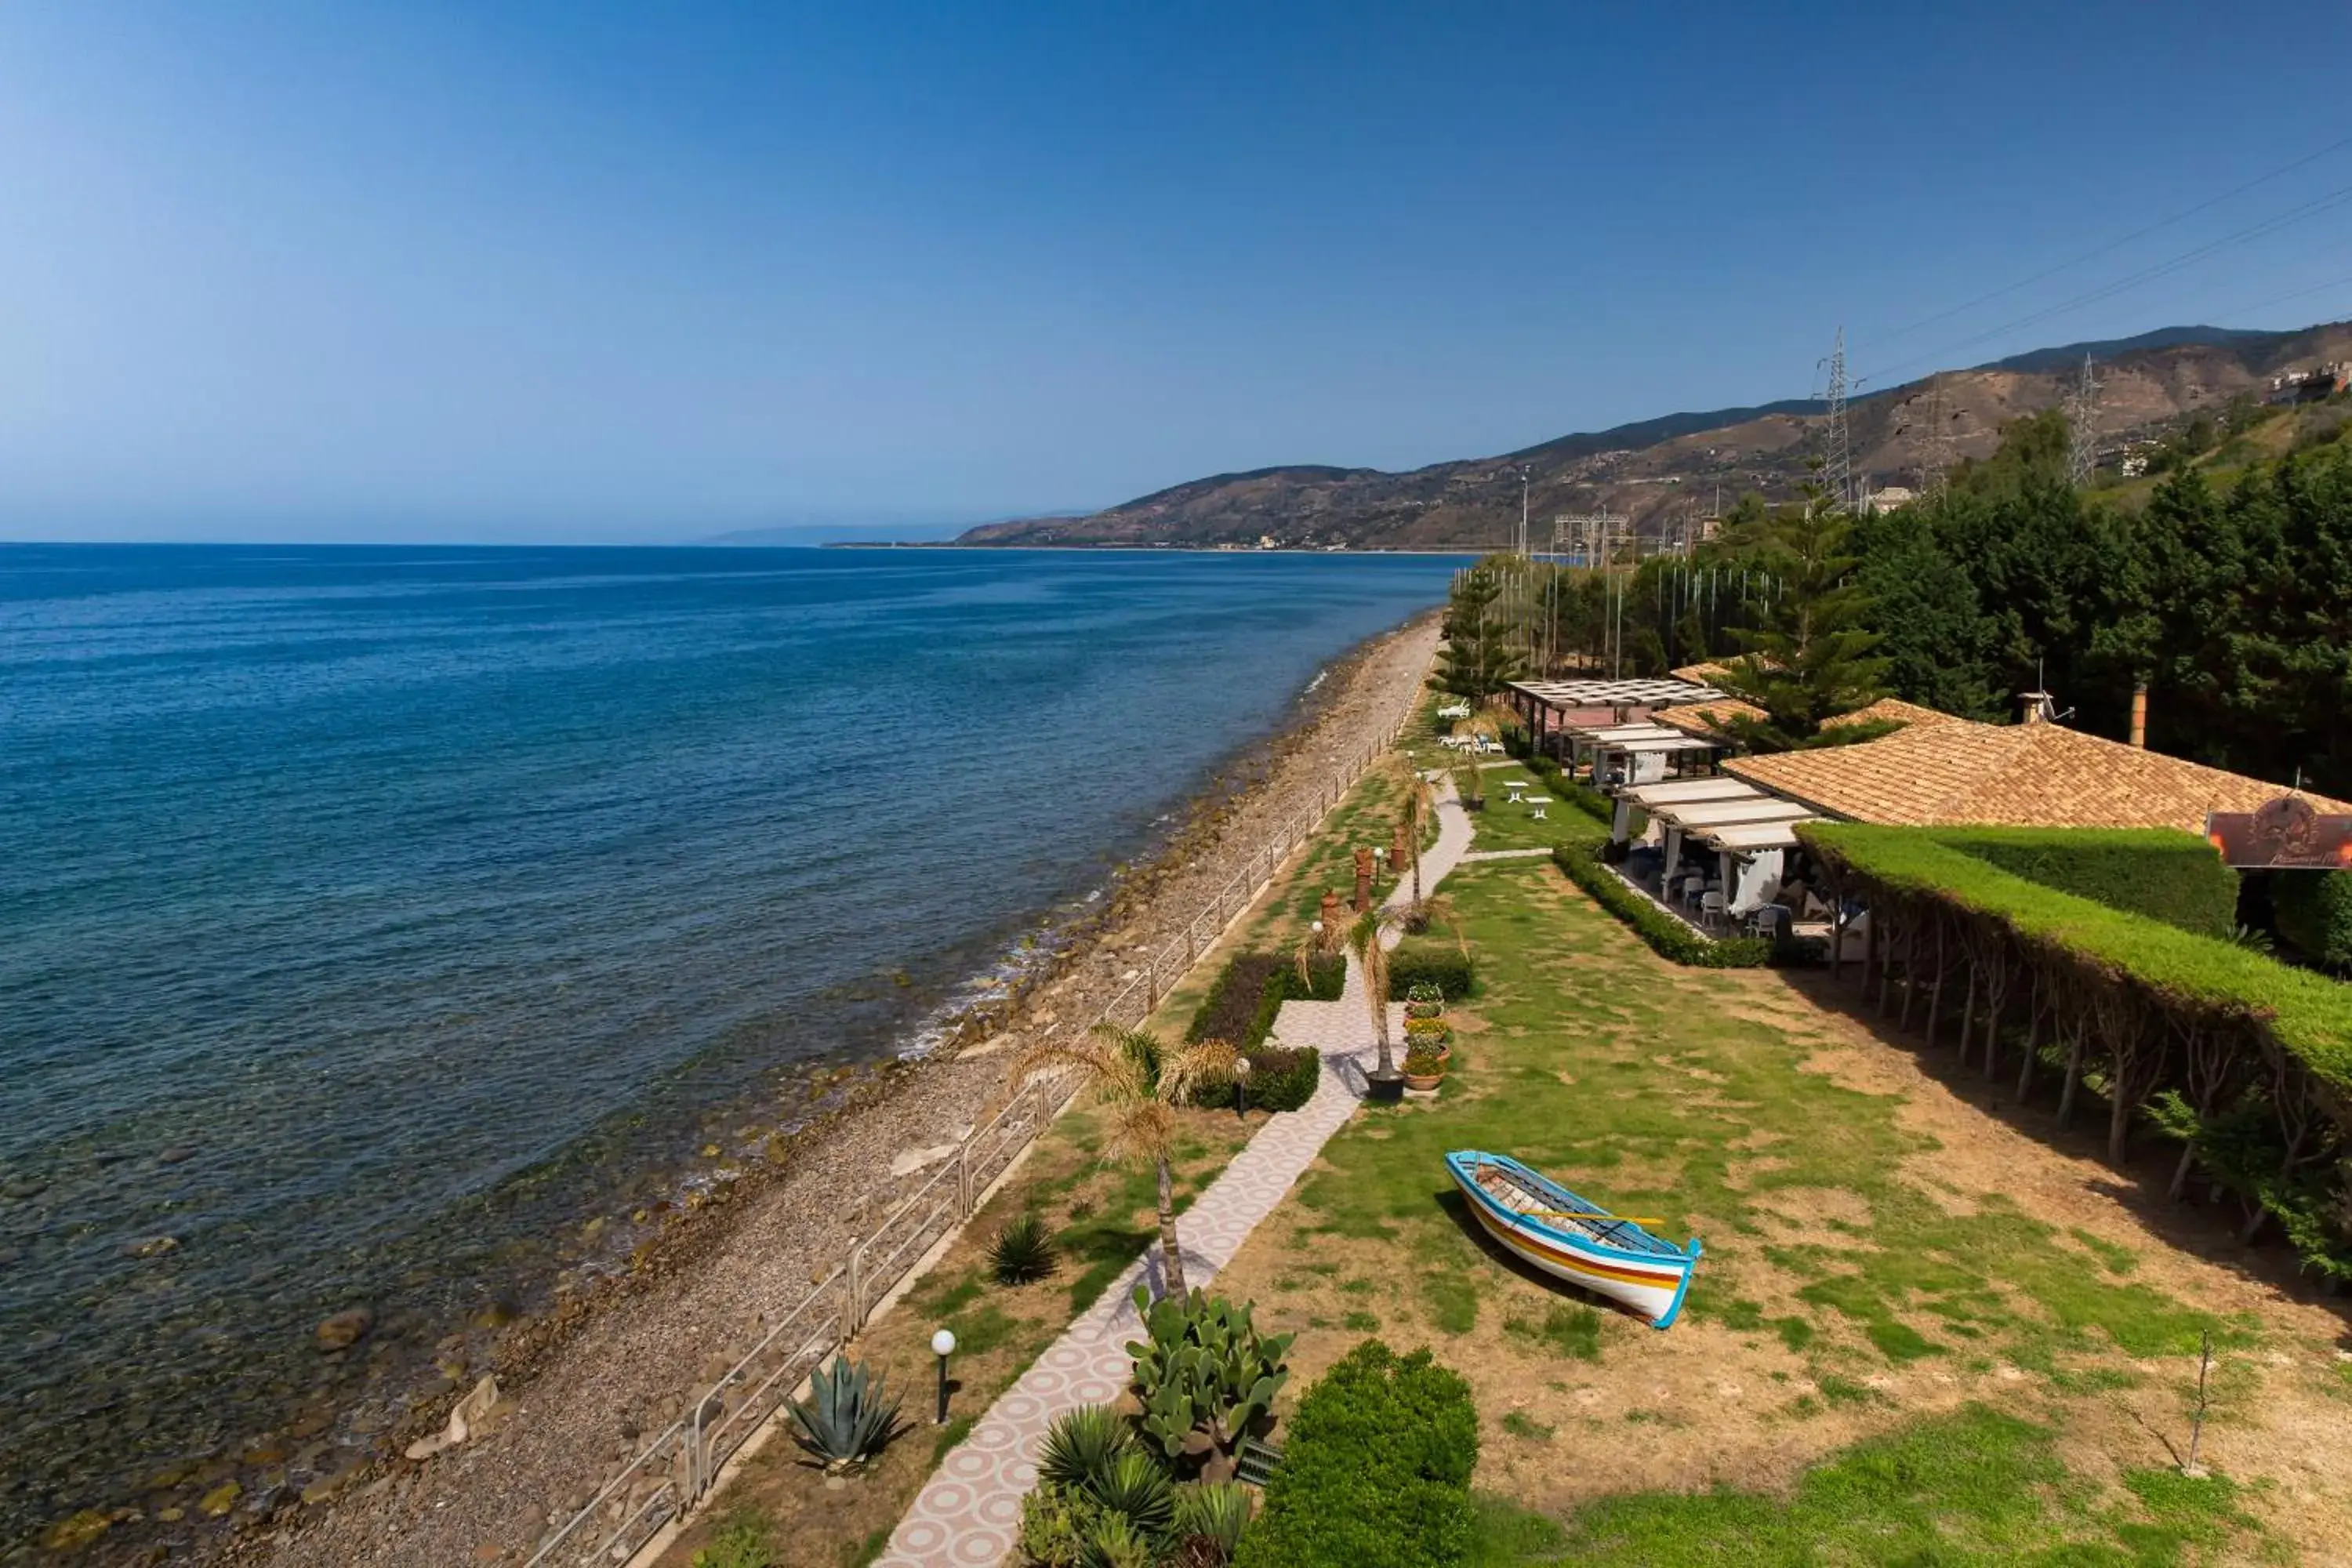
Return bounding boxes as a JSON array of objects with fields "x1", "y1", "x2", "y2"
[{"x1": 0, "y1": 543, "x2": 1454, "y2": 1534}]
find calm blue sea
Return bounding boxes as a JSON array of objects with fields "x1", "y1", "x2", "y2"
[{"x1": 0, "y1": 543, "x2": 1451, "y2": 1535}]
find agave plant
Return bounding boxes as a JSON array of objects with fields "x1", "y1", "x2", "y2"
[
  {"x1": 1037, "y1": 1403, "x2": 1137, "y2": 1493},
  {"x1": 784, "y1": 1356, "x2": 904, "y2": 1473},
  {"x1": 1083, "y1": 1450, "x2": 1176, "y2": 1541},
  {"x1": 1172, "y1": 1481, "x2": 1252, "y2": 1558},
  {"x1": 991, "y1": 1210, "x2": 1058, "y2": 1285},
  {"x1": 1078, "y1": 1508, "x2": 1157, "y2": 1568}
]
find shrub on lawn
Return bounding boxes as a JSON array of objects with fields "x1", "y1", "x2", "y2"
[
  {"x1": 1280, "y1": 953, "x2": 1348, "y2": 1002},
  {"x1": 1387, "y1": 940, "x2": 1475, "y2": 999},
  {"x1": 1552, "y1": 841, "x2": 1771, "y2": 968},
  {"x1": 2272, "y1": 871, "x2": 2352, "y2": 973},
  {"x1": 1233, "y1": 1339, "x2": 1480, "y2": 1568}
]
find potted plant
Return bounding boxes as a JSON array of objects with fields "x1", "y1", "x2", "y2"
[
  {"x1": 1403, "y1": 982, "x2": 1445, "y2": 1021},
  {"x1": 1402, "y1": 1040, "x2": 1446, "y2": 1093},
  {"x1": 1404, "y1": 1014, "x2": 1451, "y2": 1065}
]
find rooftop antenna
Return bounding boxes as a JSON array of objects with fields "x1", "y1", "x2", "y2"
[
  {"x1": 2067, "y1": 354, "x2": 2103, "y2": 486},
  {"x1": 1819, "y1": 326, "x2": 1854, "y2": 512}
]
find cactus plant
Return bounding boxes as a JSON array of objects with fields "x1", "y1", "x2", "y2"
[
  {"x1": 784, "y1": 1356, "x2": 904, "y2": 1472},
  {"x1": 1037, "y1": 1403, "x2": 1137, "y2": 1493},
  {"x1": 1126, "y1": 1287, "x2": 1291, "y2": 1482}
]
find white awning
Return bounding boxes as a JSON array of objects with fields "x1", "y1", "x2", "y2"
[
  {"x1": 1704, "y1": 821, "x2": 1809, "y2": 851},
  {"x1": 1608, "y1": 736, "x2": 1720, "y2": 754},
  {"x1": 1624, "y1": 778, "x2": 1764, "y2": 807},
  {"x1": 1652, "y1": 798, "x2": 1818, "y2": 829},
  {"x1": 1574, "y1": 724, "x2": 1686, "y2": 743}
]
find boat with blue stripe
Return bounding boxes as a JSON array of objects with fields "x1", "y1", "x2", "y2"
[{"x1": 1446, "y1": 1150, "x2": 1701, "y2": 1329}]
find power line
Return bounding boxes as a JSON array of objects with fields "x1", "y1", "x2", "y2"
[
  {"x1": 1859, "y1": 179, "x2": 2352, "y2": 388},
  {"x1": 2202, "y1": 269, "x2": 2352, "y2": 324},
  {"x1": 1878, "y1": 130, "x2": 2352, "y2": 345}
]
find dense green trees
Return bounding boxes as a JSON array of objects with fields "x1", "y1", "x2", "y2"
[
  {"x1": 1857, "y1": 420, "x2": 2352, "y2": 797},
  {"x1": 1431, "y1": 412, "x2": 2351, "y2": 797},
  {"x1": 1707, "y1": 491, "x2": 1891, "y2": 750},
  {"x1": 1429, "y1": 566, "x2": 1526, "y2": 702}
]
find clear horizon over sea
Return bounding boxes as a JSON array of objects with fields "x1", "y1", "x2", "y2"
[{"x1": 0, "y1": 543, "x2": 1456, "y2": 1538}]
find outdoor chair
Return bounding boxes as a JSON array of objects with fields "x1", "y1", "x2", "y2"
[{"x1": 1700, "y1": 890, "x2": 1726, "y2": 928}]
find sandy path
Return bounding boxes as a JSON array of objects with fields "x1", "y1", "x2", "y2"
[{"x1": 226, "y1": 615, "x2": 1440, "y2": 1568}]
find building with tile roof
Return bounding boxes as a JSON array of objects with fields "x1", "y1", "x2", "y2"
[{"x1": 1726, "y1": 713, "x2": 2351, "y2": 833}]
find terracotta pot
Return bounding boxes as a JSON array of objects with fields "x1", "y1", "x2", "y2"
[{"x1": 1403, "y1": 1070, "x2": 1445, "y2": 1092}]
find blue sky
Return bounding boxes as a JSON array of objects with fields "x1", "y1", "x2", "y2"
[{"x1": 5, "y1": 2, "x2": 2351, "y2": 542}]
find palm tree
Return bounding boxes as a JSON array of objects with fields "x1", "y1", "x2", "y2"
[
  {"x1": 1386, "y1": 757, "x2": 1439, "y2": 909},
  {"x1": 1348, "y1": 908, "x2": 1402, "y2": 1083},
  {"x1": 1015, "y1": 1022, "x2": 1236, "y2": 1299}
]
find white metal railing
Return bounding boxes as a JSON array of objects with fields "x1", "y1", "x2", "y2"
[{"x1": 524, "y1": 695, "x2": 1415, "y2": 1567}]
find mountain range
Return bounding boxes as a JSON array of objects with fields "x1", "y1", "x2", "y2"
[{"x1": 956, "y1": 320, "x2": 2352, "y2": 550}]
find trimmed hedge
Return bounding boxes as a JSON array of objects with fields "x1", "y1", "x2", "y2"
[
  {"x1": 1552, "y1": 841, "x2": 1772, "y2": 967},
  {"x1": 1186, "y1": 952, "x2": 1290, "y2": 1048},
  {"x1": 1387, "y1": 940, "x2": 1475, "y2": 1000},
  {"x1": 2273, "y1": 871, "x2": 2352, "y2": 974},
  {"x1": 1233, "y1": 1340, "x2": 1479, "y2": 1568},
  {"x1": 1187, "y1": 1042, "x2": 1321, "y2": 1115},
  {"x1": 1800, "y1": 823, "x2": 2352, "y2": 1091},
  {"x1": 1186, "y1": 951, "x2": 1348, "y2": 1051},
  {"x1": 1932, "y1": 826, "x2": 2238, "y2": 939},
  {"x1": 1285, "y1": 953, "x2": 1348, "y2": 1003},
  {"x1": 1518, "y1": 753, "x2": 1616, "y2": 827}
]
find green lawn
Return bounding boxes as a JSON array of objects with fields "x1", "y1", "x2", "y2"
[
  {"x1": 1473, "y1": 1403, "x2": 2267, "y2": 1566},
  {"x1": 1214, "y1": 855, "x2": 2319, "y2": 1562},
  {"x1": 1294, "y1": 861, "x2": 2249, "y2": 1379}
]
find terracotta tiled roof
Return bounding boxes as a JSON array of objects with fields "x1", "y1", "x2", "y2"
[
  {"x1": 1669, "y1": 661, "x2": 1734, "y2": 684},
  {"x1": 1652, "y1": 698, "x2": 1769, "y2": 738},
  {"x1": 1726, "y1": 718, "x2": 2352, "y2": 833}
]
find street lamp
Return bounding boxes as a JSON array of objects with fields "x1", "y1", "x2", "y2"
[
  {"x1": 1234, "y1": 1056, "x2": 1252, "y2": 1120},
  {"x1": 931, "y1": 1328, "x2": 956, "y2": 1425}
]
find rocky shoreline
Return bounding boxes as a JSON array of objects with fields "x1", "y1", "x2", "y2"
[{"x1": 151, "y1": 611, "x2": 1441, "y2": 1568}]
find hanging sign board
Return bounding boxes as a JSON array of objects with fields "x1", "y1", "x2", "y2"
[{"x1": 2205, "y1": 795, "x2": 2352, "y2": 869}]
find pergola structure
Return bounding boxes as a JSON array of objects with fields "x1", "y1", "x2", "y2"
[{"x1": 1504, "y1": 678, "x2": 1733, "y2": 767}]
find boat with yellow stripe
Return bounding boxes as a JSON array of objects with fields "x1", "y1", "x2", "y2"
[{"x1": 1446, "y1": 1150, "x2": 1701, "y2": 1328}]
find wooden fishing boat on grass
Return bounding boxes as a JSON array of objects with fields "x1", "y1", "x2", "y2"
[{"x1": 1445, "y1": 1150, "x2": 1701, "y2": 1328}]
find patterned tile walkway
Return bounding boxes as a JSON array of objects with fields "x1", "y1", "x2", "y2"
[{"x1": 873, "y1": 780, "x2": 1474, "y2": 1566}]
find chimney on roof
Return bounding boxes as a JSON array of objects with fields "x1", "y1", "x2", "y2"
[
  {"x1": 2019, "y1": 689, "x2": 2054, "y2": 726},
  {"x1": 2130, "y1": 681, "x2": 2148, "y2": 749}
]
